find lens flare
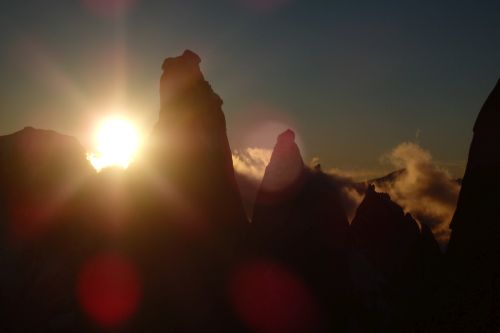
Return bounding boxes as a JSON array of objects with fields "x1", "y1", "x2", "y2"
[
  {"x1": 88, "y1": 117, "x2": 140, "y2": 171},
  {"x1": 77, "y1": 253, "x2": 142, "y2": 328},
  {"x1": 230, "y1": 260, "x2": 321, "y2": 333}
]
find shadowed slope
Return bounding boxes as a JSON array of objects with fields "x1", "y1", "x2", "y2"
[
  {"x1": 0, "y1": 127, "x2": 94, "y2": 332},
  {"x1": 445, "y1": 78, "x2": 500, "y2": 332},
  {"x1": 128, "y1": 50, "x2": 248, "y2": 332},
  {"x1": 350, "y1": 185, "x2": 441, "y2": 332},
  {"x1": 148, "y1": 50, "x2": 247, "y2": 235},
  {"x1": 248, "y1": 129, "x2": 350, "y2": 332}
]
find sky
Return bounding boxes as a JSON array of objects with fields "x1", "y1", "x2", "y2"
[{"x1": 0, "y1": 0, "x2": 499, "y2": 178}]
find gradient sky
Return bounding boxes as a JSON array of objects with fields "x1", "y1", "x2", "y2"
[{"x1": 1, "y1": 0, "x2": 499, "y2": 177}]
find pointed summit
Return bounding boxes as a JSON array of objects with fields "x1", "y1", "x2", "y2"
[
  {"x1": 250, "y1": 130, "x2": 350, "y2": 332},
  {"x1": 350, "y1": 186, "x2": 436, "y2": 331},
  {"x1": 351, "y1": 185, "x2": 420, "y2": 252},
  {"x1": 259, "y1": 129, "x2": 304, "y2": 195},
  {"x1": 272, "y1": 128, "x2": 300, "y2": 161},
  {"x1": 162, "y1": 49, "x2": 201, "y2": 71},
  {"x1": 277, "y1": 128, "x2": 295, "y2": 142},
  {"x1": 157, "y1": 50, "x2": 223, "y2": 129},
  {"x1": 149, "y1": 50, "x2": 246, "y2": 233},
  {"x1": 134, "y1": 50, "x2": 248, "y2": 331},
  {"x1": 160, "y1": 50, "x2": 205, "y2": 107}
]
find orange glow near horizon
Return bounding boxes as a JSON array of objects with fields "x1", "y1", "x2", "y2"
[{"x1": 87, "y1": 117, "x2": 140, "y2": 171}]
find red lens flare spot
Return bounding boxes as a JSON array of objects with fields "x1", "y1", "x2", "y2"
[
  {"x1": 77, "y1": 252, "x2": 142, "y2": 328},
  {"x1": 230, "y1": 260, "x2": 321, "y2": 333}
]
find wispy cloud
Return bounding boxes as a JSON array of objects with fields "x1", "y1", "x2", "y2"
[
  {"x1": 232, "y1": 148, "x2": 272, "y2": 217},
  {"x1": 375, "y1": 142, "x2": 460, "y2": 247},
  {"x1": 232, "y1": 143, "x2": 460, "y2": 247},
  {"x1": 232, "y1": 148, "x2": 272, "y2": 180}
]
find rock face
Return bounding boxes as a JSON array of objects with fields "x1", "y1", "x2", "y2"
[
  {"x1": 149, "y1": 49, "x2": 247, "y2": 236},
  {"x1": 256, "y1": 129, "x2": 304, "y2": 198},
  {"x1": 445, "y1": 79, "x2": 500, "y2": 331},
  {"x1": 0, "y1": 127, "x2": 92, "y2": 241},
  {"x1": 131, "y1": 50, "x2": 248, "y2": 332},
  {"x1": 4, "y1": 50, "x2": 496, "y2": 333},
  {"x1": 0, "y1": 127, "x2": 94, "y2": 332},
  {"x1": 351, "y1": 185, "x2": 420, "y2": 276},
  {"x1": 0, "y1": 51, "x2": 249, "y2": 333},
  {"x1": 350, "y1": 185, "x2": 441, "y2": 332},
  {"x1": 249, "y1": 129, "x2": 351, "y2": 332}
]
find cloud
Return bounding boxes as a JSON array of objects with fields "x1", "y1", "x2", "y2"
[
  {"x1": 314, "y1": 143, "x2": 460, "y2": 247},
  {"x1": 338, "y1": 184, "x2": 365, "y2": 222},
  {"x1": 311, "y1": 165, "x2": 366, "y2": 222},
  {"x1": 232, "y1": 148, "x2": 272, "y2": 180},
  {"x1": 232, "y1": 148, "x2": 272, "y2": 218},
  {"x1": 325, "y1": 167, "x2": 382, "y2": 183},
  {"x1": 232, "y1": 143, "x2": 460, "y2": 248},
  {"x1": 374, "y1": 142, "x2": 460, "y2": 247}
]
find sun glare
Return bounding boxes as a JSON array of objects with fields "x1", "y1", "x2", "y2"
[{"x1": 88, "y1": 117, "x2": 140, "y2": 171}]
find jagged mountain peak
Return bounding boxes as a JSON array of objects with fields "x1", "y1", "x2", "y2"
[
  {"x1": 162, "y1": 50, "x2": 201, "y2": 69},
  {"x1": 365, "y1": 183, "x2": 390, "y2": 201},
  {"x1": 161, "y1": 50, "x2": 202, "y2": 86},
  {"x1": 260, "y1": 129, "x2": 304, "y2": 194},
  {"x1": 352, "y1": 184, "x2": 420, "y2": 240},
  {"x1": 277, "y1": 128, "x2": 295, "y2": 142},
  {"x1": 269, "y1": 129, "x2": 302, "y2": 165},
  {"x1": 158, "y1": 50, "x2": 222, "y2": 118},
  {"x1": 150, "y1": 50, "x2": 247, "y2": 233}
]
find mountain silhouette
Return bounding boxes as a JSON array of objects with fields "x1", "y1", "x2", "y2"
[
  {"x1": 249, "y1": 129, "x2": 351, "y2": 332},
  {"x1": 444, "y1": 79, "x2": 500, "y2": 332},
  {"x1": 350, "y1": 185, "x2": 441, "y2": 332},
  {"x1": 149, "y1": 49, "x2": 247, "y2": 235},
  {"x1": 0, "y1": 50, "x2": 498, "y2": 333},
  {"x1": 125, "y1": 50, "x2": 248, "y2": 332},
  {"x1": 0, "y1": 50, "x2": 249, "y2": 333},
  {"x1": 0, "y1": 127, "x2": 94, "y2": 332}
]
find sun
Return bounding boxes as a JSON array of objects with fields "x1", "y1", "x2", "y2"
[{"x1": 88, "y1": 117, "x2": 140, "y2": 171}]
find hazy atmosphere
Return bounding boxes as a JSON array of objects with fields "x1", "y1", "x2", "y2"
[
  {"x1": 2, "y1": 0, "x2": 500, "y2": 177},
  {"x1": 1, "y1": 1, "x2": 499, "y2": 332}
]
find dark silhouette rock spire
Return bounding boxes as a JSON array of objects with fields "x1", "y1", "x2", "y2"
[
  {"x1": 445, "y1": 78, "x2": 500, "y2": 331},
  {"x1": 350, "y1": 185, "x2": 440, "y2": 332},
  {"x1": 351, "y1": 185, "x2": 420, "y2": 252},
  {"x1": 3, "y1": 49, "x2": 496, "y2": 333},
  {"x1": 249, "y1": 129, "x2": 350, "y2": 332},
  {"x1": 160, "y1": 50, "x2": 202, "y2": 106},
  {"x1": 134, "y1": 50, "x2": 247, "y2": 332},
  {"x1": 150, "y1": 49, "x2": 247, "y2": 234},
  {"x1": 257, "y1": 128, "x2": 304, "y2": 199}
]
